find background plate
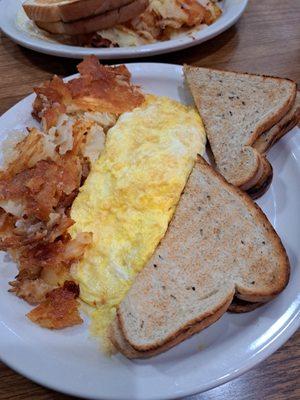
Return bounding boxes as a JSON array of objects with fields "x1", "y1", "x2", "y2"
[
  {"x1": 0, "y1": 0, "x2": 248, "y2": 59},
  {"x1": 0, "y1": 63, "x2": 299, "y2": 400}
]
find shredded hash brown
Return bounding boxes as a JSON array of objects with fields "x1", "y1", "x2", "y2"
[
  {"x1": 0, "y1": 57, "x2": 145, "y2": 329},
  {"x1": 27, "y1": 281, "x2": 83, "y2": 329},
  {"x1": 90, "y1": 0, "x2": 222, "y2": 47},
  {"x1": 33, "y1": 55, "x2": 144, "y2": 129}
]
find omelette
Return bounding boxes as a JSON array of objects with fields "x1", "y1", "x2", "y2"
[{"x1": 70, "y1": 95, "x2": 206, "y2": 347}]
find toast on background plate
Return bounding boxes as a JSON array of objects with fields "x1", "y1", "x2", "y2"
[
  {"x1": 183, "y1": 66, "x2": 297, "y2": 197},
  {"x1": 21, "y1": 0, "x2": 222, "y2": 47},
  {"x1": 23, "y1": 0, "x2": 135, "y2": 22},
  {"x1": 110, "y1": 157, "x2": 290, "y2": 358},
  {"x1": 35, "y1": 0, "x2": 148, "y2": 34}
]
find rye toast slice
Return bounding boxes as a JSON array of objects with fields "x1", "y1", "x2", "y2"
[
  {"x1": 248, "y1": 93, "x2": 299, "y2": 198},
  {"x1": 183, "y1": 66, "x2": 296, "y2": 189},
  {"x1": 111, "y1": 295, "x2": 233, "y2": 358},
  {"x1": 253, "y1": 92, "x2": 300, "y2": 154},
  {"x1": 246, "y1": 156, "x2": 273, "y2": 200},
  {"x1": 23, "y1": 0, "x2": 134, "y2": 23},
  {"x1": 110, "y1": 157, "x2": 290, "y2": 358},
  {"x1": 35, "y1": 0, "x2": 147, "y2": 34}
]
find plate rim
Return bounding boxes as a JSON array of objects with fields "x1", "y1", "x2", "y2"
[
  {"x1": 1, "y1": 304, "x2": 299, "y2": 400},
  {"x1": 0, "y1": 0, "x2": 249, "y2": 59},
  {"x1": 0, "y1": 62, "x2": 299, "y2": 400}
]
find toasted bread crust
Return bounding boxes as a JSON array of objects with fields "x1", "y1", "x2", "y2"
[
  {"x1": 239, "y1": 87, "x2": 296, "y2": 190},
  {"x1": 246, "y1": 87, "x2": 296, "y2": 147},
  {"x1": 184, "y1": 66, "x2": 296, "y2": 149},
  {"x1": 201, "y1": 158, "x2": 289, "y2": 303},
  {"x1": 110, "y1": 157, "x2": 290, "y2": 358},
  {"x1": 238, "y1": 149, "x2": 264, "y2": 191},
  {"x1": 228, "y1": 297, "x2": 264, "y2": 313},
  {"x1": 247, "y1": 159, "x2": 273, "y2": 200},
  {"x1": 254, "y1": 92, "x2": 300, "y2": 154},
  {"x1": 183, "y1": 65, "x2": 297, "y2": 189},
  {"x1": 112, "y1": 292, "x2": 234, "y2": 358},
  {"x1": 184, "y1": 65, "x2": 297, "y2": 90},
  {"x1": 23, "y1": 0, "x2": 135, "y2": 23},
  {"x1": 35, "y1": 0, "x2": 148, "y2": 34}
]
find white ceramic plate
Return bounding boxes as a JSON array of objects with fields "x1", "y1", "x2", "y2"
[
  {"x1": 0, "y1": 0, "x2": 248, "y2": 59},
  {"x1": 0, "y1": 63, "x2": 299, "y2": 400}
]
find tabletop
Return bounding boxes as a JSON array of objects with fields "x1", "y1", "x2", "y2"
[{"x1": 0, "y1": 0, "x2": 299, "y2": 399}]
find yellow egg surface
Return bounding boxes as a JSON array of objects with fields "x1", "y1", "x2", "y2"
[{"x1": 70, "y1": 95, "x2": 206, "y2": 344}]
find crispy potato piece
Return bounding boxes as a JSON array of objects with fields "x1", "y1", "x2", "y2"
[
  {"x1": 9, "y1": 232, "x2": 92, "y2": 297},
  {"x1": 175, "y1": 0, "x2": 207, "y2": 26},
  {"x1": 0, "y1": 155, "x2": 81, "y2": 223},
  {"x1": 9, "y1": 278, "x2": 53, "y2": 305},
  {"x1": 0, "y1": 128, "x2": 56, "y2": 179},
  {"x1": 128, "y1": 0, "x2": 221, "y2": 42},
  {"x1": 69, "y1": 56, "x2": 144, "y2": 115},
  {"x1": 33, "y1": 56, "x2": 144, "y2": 129},
  {"x1": 40, "y1": 232, "x2": 92, "y2": 286},
  {"x1": 27, "y1": 281, "x2": 83, "y2": 329}
]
